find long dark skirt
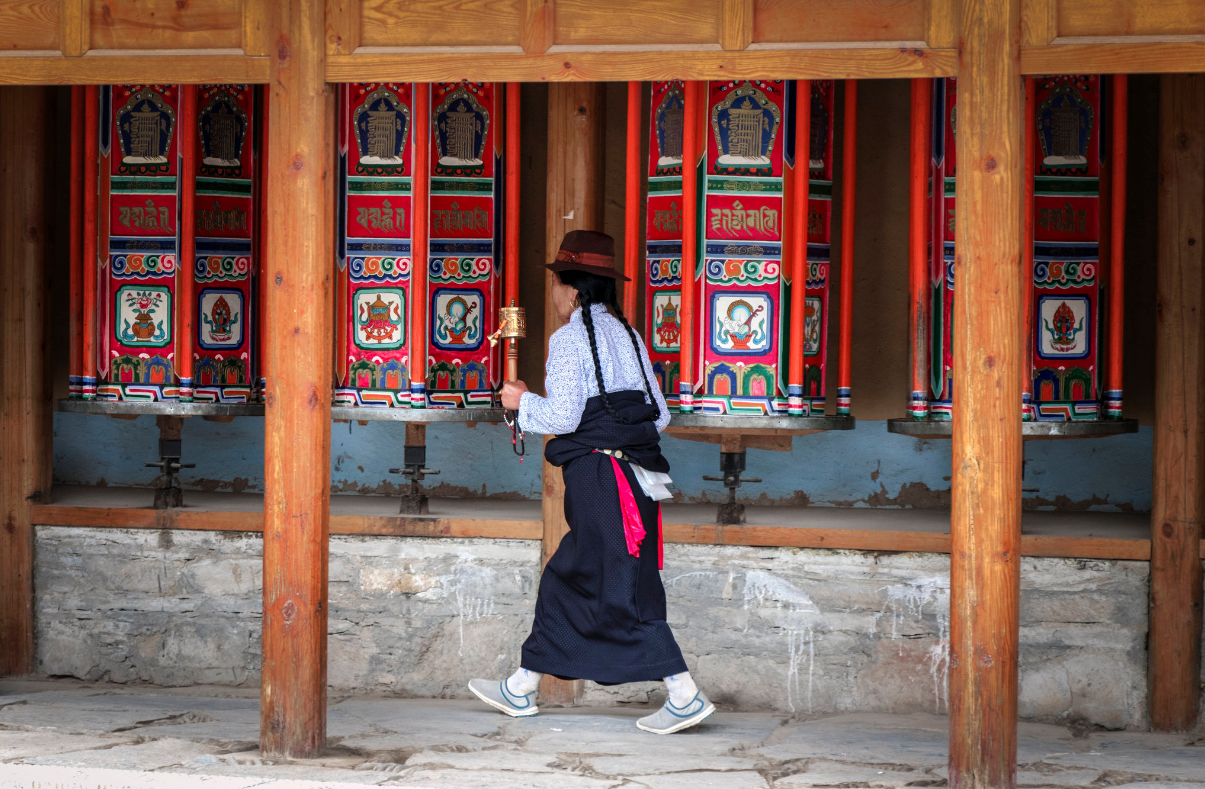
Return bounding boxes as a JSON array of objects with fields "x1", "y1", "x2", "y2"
[{"x1": 520, "y1": 394, "x2": 688, "y2": 685}]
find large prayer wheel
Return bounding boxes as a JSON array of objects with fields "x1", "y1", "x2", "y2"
[
  {"x1": 78, "y1": 84, "x2": 264, "y2": 403},
  {"x1": 894, "y1": 75, "x2": 1137, "y2": 437},
  {"x1": 334, "y1": 81, "x2": 504, "y2": 409},
  {"x1": 644, "y1": 79, "x2": 841, "y2": 418}
]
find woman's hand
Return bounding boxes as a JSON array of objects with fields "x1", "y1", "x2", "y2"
[{"x1": 501, "y1": 380, "x2": 530, "y2": 410}]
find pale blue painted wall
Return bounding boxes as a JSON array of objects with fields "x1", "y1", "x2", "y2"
[{"x1": 53, "y1": 412, "x2": 1152, "y2": 511}]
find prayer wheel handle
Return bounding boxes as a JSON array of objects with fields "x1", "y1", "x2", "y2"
[{"x1": 488, "y1": 300, "x2": 527, "y2": 458}]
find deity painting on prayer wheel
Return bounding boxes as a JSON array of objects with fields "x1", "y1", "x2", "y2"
[
  {"x1": 334, "y1": 82, "x2": 503, "y2": 408},
  {"x1": 92, "y1": 84, "x2": 262, "y2": 403},
  {"x1": 644, "y1": 79, "x2": 834, "y2": 416},
  {"x1": 908, "y1": 75, "x2": 1121, "y2": 424}
]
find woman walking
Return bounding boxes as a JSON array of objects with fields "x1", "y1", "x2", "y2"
[{"x1": 468, "y1": 230, "x2": 713, "y2": 734}]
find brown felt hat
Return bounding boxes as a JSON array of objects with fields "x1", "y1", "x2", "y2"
[{"x1": 545, "y1": 229, "x2": 630, "y2": 282}]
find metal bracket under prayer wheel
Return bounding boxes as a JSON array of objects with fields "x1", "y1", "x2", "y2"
[
  {"x1": 703, "y1": 448, "x2": 762, "y2": 526},
  {"x1": 389, "y1": 425, "x2": 440, "y2": 515},
  {"x1": 144, "y1": 416, "x2": 195, "y2": 509}
]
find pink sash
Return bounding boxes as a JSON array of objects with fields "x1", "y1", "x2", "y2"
[{"x1": 607, "y1": 455, "x2": 663, "y2": 570}]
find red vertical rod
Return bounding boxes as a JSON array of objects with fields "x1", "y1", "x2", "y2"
[
  {"x1": 623, "y1": 81, "x2": 641, "y2": 319},
  {"x1": 410, "y1": 83, "x2": 431, "y2": 408},
  {"x1": 908, "y1": 79, "x2": 931, "y2": 420},
  {"x1": 81, "y1": 86, "x2": 99, "y2": 400},
  {"x1": 1107, "y1": 75, "x2": 1128, "y2": 419},
  {"x1": 504, "y1": 82, "x2": 521, "y2": 383},
  {"x1": 677, "y1": 80, "x2": 701, "y2": 414},
  {"x1": 1022, "y1": 76, "x2": 1036, "y2": 420},
  {"x1": 836, "y1": 80, "x2": 857, "y2": 416},
  {"x1": 69, "y1": 86, "x2": 84, "y2": 399},
  {"x1": 788, "y1": 80, "x2": 812, "y2": 417},
  {"x1": 257, "y1": 89, "x2": 270, "y2": 399},
  {"x1": 178, "y1": 85, "x2": 197, "y2": 401}
]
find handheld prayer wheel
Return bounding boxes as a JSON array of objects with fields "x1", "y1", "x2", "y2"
[
  {"x1": 488, "y1": 299, "x2": 527, "y2": 457},
  {"x1": 492, "y1": 300, "x2": 527, "y2": 383}
]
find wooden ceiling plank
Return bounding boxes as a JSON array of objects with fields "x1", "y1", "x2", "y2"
[
  {"x1": 89, "y1": 0, "x2": 242, "y2": 51},
  {"x1": 0, "y1": 1, "x2": 59, "y2": 52},
  {"x1": 1057, "y1": 0, "x2": 1205, "y2": 39}
]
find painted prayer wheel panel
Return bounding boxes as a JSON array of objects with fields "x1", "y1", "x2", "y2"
[
  {"x1": 99, "y1": 85, "x2": 181, "y2": 401},
  {"x1": 335, "y1": 82, "x2": 502, "y2": 408},
  {"x1": 645, "y1": 79, "x2": 834, "y2": 416},
  {"x1": 191, "y1": 84, "x2": 257, "y2": 403},
  {"x1": 1031, "y1": 75, "x2": 1105, "y2": 420},
  {"x1": 920, "y1": 75, "x2": 1112, "y2": 422},
  {"x1": 94, "y1": 84, "x2": 261, "y2": 403},
  {"x1": 929, "y1": 77, "x2": 956, "y2": 418}
]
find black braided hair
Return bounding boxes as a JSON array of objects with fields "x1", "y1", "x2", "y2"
[{"x1": 557, "y1": 269, "x2": 663, "y2": 426}]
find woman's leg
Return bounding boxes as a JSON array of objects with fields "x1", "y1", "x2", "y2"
[
  {"x1": 663, "y1": 672, "x2": 699, "y2": 707},
  {"x1": 506, "y1": 667, "x2": 543, "y2": 695}
]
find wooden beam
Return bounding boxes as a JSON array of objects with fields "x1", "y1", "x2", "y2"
[
  {"x1": 0, "y1": 86, "x2": 51, "y2": 676},
  {"x1": 927, "y1": 0, "x2": 959, "y2": 49},
  {"x1": 59, "y1": 0, "x2": 90, "y2": 57},
  {"x1": 262, "y1": 0, "x2": 333, "y2": 759},
  {"x1": 1021, "y1": 40, "x2": 1205, "y2": 75},
  {"x1": 325, "y1": 47, "x2": 957, "y2": 83},
  {"x1": 1150, "y1": 72, "x2": 1205, "y2": 733},
  {"x1": 719, "y1": 0, "x2": 754, "y2": 51},
  {"x1": 540, "y1": 81, "x2": 605, "y2": 707},
  {"x1": 522, "y1": 0, "x2": 555, "y2": 54},
  {"x1": 949, "y1": 0, "x2": 1023, "y2": 787},
  {"x1": 0, "y1": 54, "x2": 270, "y2": 85},
  {"x1": 243, "y1": 0, "x2": 272, "y2": 57},
  {"x1": 324, "y1": 0, "x2": 359, "y2": 55},
  {"x1": 1020, "y1": 0, "x2": 1055, "y2": 47},
  {"x1": 27, "y1": 502, "x2": 1150, "y2": 562}
]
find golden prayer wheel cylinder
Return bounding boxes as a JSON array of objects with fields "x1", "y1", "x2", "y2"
[{"x1": 488, "y1": 299, "x2": 526, "y2": 383}]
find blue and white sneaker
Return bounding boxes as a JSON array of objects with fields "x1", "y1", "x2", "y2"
[
  {"x1": 468, "y1": 678, "x2": 539, "y2": 717},
  {"x1": 636, "y1": 691, "x2": 716, "y2": 734}
]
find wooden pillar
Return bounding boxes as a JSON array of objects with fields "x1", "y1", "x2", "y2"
[
  {"x1": 261, "y1": 0, "x2": 334, "y2": 758},
  {"x1": 0, "y1": 86, "x2": 51, "y2": 676},
  {"x1": 539, "y1": 81, "x2": 605, "y2": 705},
  {"x1": 1150, "y1": 72, "x2": 1205, "y2": 733},
  {"x1": 949, "y1": 0, "x2": 1023, "y2": 786}
]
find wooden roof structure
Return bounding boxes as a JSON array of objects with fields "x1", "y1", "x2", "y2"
[
  {"x1": 0, "y1": 0, "x2": 1202, "y2": 84},
  {"x1": 2, "y1": 3, "x2": 1203, "y2": 788}
]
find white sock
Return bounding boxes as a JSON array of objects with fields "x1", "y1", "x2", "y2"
[
  {"x1": 664, "y1": 672, "x2": 699, "y2": 707},
  {"x1": 506, "y1": 668, "x2": 542, "y2": 696}
]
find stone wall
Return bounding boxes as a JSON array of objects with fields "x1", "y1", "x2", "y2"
[{"x1": 35, "y1": 527, "x2": 1151, "y2": 729}]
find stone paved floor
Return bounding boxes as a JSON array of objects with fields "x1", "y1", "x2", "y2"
[{"x1": 1, "y1": 679, "x2": 1203, "y2": 788}]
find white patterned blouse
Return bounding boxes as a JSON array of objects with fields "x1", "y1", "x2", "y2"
[{"x1": 518, "y1": 303, "x2": 671, "y2": 436}]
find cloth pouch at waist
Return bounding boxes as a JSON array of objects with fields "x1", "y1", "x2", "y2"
[{"x1": 597, "y1": 448, "x2": 673, "y2": 501}]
